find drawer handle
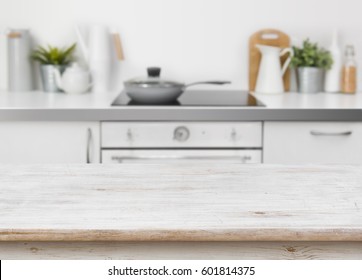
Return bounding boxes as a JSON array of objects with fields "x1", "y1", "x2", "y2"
[{"x1": 310, "y1": 130, "x2": 353, "y2": 136}]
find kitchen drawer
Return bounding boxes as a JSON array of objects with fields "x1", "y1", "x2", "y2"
[
  {"x1": 264, "y1": 122, "x2": 362, "y2": 164},
  {"x1": 101, "y1": 122, "x2": 262, "y2": 148},
  {"x1": 102, "y1": 149, "x2": 262, "y2": 164}
]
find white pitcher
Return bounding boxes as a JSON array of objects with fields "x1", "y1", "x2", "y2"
[
  {"x1": 255, "y1": 44, "x2": 293, "y2": 94},
  {"x1": 75, "y1": 24, "x2": 124, "y2": 93}
]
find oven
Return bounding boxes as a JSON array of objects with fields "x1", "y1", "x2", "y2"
[{"x1": 101, "y1": 122, "x2": 263, "y2": 164}]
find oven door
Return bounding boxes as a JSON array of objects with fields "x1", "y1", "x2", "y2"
[{"x1": 102, "y1": 150, "x2": 262, "y2": 164}]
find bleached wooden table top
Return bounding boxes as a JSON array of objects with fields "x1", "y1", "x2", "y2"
[{"x1": 0, "y1": 164, "x2": 361, "y2": 242}]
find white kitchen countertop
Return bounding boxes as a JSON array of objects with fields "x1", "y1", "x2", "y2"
[
  {"x1": 0, "y1": 90, "x2": 116, "y2": 109},
  {"x1": 256, "y1": 92, "x2": 362, "y2": 109},
  {"x1": 0, "y1": 90, "x2": 362, "y2": 121},
  {"x1": 1, "y1": 90, "x2": 362, "y2": 109}
]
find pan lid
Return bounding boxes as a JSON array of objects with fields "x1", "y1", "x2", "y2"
[{"x1": 124, "y1": 67, "x2": 184, "y2": 88}]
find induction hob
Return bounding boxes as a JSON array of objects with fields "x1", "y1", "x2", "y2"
[{"x1": 111, "y1": 90, "x2": 265, "y2": 107}]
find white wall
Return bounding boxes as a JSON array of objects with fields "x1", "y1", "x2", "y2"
[{"x1": 1, "y1": 0, "x2": 361, "y2": 91}]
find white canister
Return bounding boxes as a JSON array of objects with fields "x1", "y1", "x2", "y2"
[
  {"x1": 7, "y1": 29, "x2": 34, "y2": 91},
  {"x1": 325, "y1": 30, "x2": 342, "y2": 92}
]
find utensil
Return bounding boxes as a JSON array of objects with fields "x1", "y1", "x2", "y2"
[
  {"x1": 75, "y1": 24, "x2": 123, "y2": 93},
  {"x1": 255, "y1": 44, "x2": 293, "y2": 94},
  {"x1": 124, "y1": 67, "x2": 231, "y2": 104},
  {"x1": 7, "y1": 29, "x2": 34, "y2": 91},
  {"x1": 54, "y1": 63, "x2": 92, "y2": 94},
  {"x1": 249, "y1": 29, "x2": 290, "y2": 92},
  {"x1": 111, "y1": 28, "x2": 124, "y2": 61}
]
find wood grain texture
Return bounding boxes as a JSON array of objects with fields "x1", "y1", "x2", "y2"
[
  {"x1": 1, "y1": 242, "x2": 362, "y2": 260},
  {"x1": 249, "y1": 29, "x2": 290, "y2": 91},
  {"x1": 0, "y1": 164, "x2": 362, "y2": 242}
]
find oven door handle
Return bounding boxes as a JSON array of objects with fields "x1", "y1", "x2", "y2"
[{"x1": 111, "y1": 155, "x2": 253, "y2": 162}]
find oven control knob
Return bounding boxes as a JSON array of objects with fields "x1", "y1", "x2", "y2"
[{"x1": 174, "y1": 126, "x2": 190, "y2": 142}]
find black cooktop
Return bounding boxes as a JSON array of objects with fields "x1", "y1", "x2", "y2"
[{"x1": 111, "y1": 90, "x2": 264, "y2": 107}]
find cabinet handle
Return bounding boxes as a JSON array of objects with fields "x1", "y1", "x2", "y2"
[
  {"x1": 310, "y1": 130, "x2": 353, "y2": 136},
  {"x1": 86, "y1": 128, "x2": 93, "y2": 164}
]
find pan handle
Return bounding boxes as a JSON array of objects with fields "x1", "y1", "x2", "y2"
[{"x1": 185, "y1": 81, "x2": 231, "y2": 88}]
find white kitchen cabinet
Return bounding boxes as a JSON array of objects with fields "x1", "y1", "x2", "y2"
[
  {"x1": 0, "y1": 122, "x2": 100, "y2": 164},
  {"x1": 264, "y1": 122, "x2": 362, "y2": 164}
]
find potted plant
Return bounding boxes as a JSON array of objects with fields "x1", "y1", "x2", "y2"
[
  {"x1": 291, "y1": 39, "x2": 333, "y2": 93},
  {"x1": 31, "y1": 43, "x2": 76, "y2": 92}
]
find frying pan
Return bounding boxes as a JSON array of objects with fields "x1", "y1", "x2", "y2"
[{"x1": 124, "y1": 67, "x2": 231, "y2": 104}]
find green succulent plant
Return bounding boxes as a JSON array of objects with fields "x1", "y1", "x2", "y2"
[
  {"x1": 31, "y1": 43, "x2": 76, "y2": 65},
  {"x1": 290, "y1": 39, "x2": 333, "y2": 70}
]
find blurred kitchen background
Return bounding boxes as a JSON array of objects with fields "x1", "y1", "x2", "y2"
[{"x1": 0, "y1": 0, "x2": 360, "y2": 91}]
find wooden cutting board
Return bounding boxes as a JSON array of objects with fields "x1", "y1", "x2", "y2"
[{"x1": 249, "y1": 29, "x2": 291, "y2": 92}]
